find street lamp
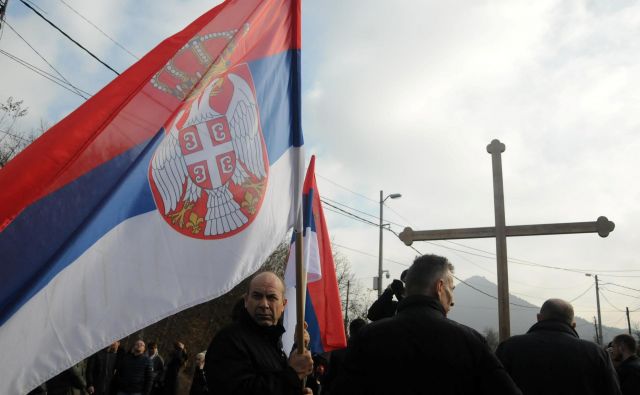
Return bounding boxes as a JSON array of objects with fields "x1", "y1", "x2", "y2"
[{"x1": 378, "y1": 190, "x2": 402, "y2": 297}]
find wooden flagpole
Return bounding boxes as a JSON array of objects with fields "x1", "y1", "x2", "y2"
[{"x1": 294, "y1": 228, "x2": 306, "y2": 353}]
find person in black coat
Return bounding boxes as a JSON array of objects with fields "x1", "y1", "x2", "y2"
[
  {"x1": 86, "y1": 341, "x2": 120, "y2": 395},
  {"x1": 205, "y1": 271, "x2": 314, "y2": 395},
  {"x1": 611, "y1": 334, "x2": 640, "y2": 395},
  {"x1": 366, "y1": 270, "x2": 407, "y2": 321},
  {"x1": 163, "y1": 341, "x2": 187, "y2": 395},
  {"x1": 114, "y1": 340, "x2": 153, "y2": 395},
  {"x1": 496, "y1": 298, "x2": 621, "y2": 395},
  {"x1": 333, "y1": 254, "x2": 521, "y2": 395},
  {"x1": 189, "y1": 352, "x2": 209, "y2": 395},
  {"x1": 323, "y1": 318, "x2": 367, "y2": 394},
  {"x1": 146, "y1": 342, "x2": 164, "y2": 395}
]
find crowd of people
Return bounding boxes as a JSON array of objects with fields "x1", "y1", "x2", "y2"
[
  {"x1": 26, "y1": 253, "x2": 640, "y2": 395},
  {"x1": 27, "y1": 338, "x2": 201, "y2": 395},
  {"x1": 202, "y1": 254, "x2": 639, "y2": 395}
]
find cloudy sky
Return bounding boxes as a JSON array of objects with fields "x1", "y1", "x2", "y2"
[{"x1": 1, "y1": 0, "x2": 639, "y2": 331}]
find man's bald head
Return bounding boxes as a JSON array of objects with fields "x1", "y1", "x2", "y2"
[
  {"x1": 248, "y1": 271, "x2": 286, "y2": 296},
  {"x1": 537, "y1": 298, "x2": 575, "y2": 327},
  {"x1": 244, "y1": 271, "x2": 287, "y2": 326}
]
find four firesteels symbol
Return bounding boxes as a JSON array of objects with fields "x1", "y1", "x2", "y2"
[
  {"x1": 179, "y1": 117, "x2": 236, "y2": 190},
  {"x1": 148, "y1": 64, "x2": 268, "y2": 239}
]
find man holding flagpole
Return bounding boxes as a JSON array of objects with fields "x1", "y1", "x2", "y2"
[{"x1": 205, "y1": 271, "x2": 313, "y2": 395}]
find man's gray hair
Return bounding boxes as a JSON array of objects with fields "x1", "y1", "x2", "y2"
[
  {"x1": 539, "y1": 299, "x2": 574, "y2": 325},
  {"x1": 404, "y1": 254, "x2": 454, "y2": 297}
]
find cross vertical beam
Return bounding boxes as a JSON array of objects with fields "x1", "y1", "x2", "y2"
[{"x1": 487, "y1": 139, "x2": 510, "y2": 341}]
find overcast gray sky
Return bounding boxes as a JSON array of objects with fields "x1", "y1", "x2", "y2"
[{"x1": 1, "y1": 0, "x2": 638, "y2": 330}]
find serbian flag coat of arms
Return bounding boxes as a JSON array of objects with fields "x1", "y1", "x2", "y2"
[
  {"x1": 0, "y1": 1, "x2": 303, "y2": 393},
  {"x1": 283, "y1": 156, "x2": 347, "y2": 355}
]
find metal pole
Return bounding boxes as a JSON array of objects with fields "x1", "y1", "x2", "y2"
[
  {"x1": 487, "y1": 139, "x2": 510, "y2": 341},
  {"x1": 378, "y1": 190, "x2": 384, "y2": 297},
  {"x1": 595, "y1": 275, "x2": 603, "y2": 345},
  {"x1": 626, "y1": 307, "x2": 632, "y2": 335},
  {"x1": 593, "y1": 316, "x2": 599, "y2": 343}
]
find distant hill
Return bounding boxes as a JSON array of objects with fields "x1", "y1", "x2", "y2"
[{"x1": 447, "y1": 276, "x2": 626, "y2": 344}]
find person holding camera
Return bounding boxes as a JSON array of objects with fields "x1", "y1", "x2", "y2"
[{"x1": 366, "y1": 270, "x2": 407, "y2": 321}]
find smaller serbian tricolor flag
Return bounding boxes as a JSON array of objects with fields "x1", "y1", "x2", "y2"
[
  {"x1": 0, "y1": 1, "x2": 303, "y2": 393},
  {"x1": 283, "y1": 156, "x2": 347, "y2": 354}
]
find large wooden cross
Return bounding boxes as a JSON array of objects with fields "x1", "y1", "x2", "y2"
[{"x1": 398, "y1": 139, "x2": 615, "y2": 341}]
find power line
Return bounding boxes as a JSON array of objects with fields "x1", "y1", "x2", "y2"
[
  {"x1": 568, "y1": 284, "x2": 594, "y2": 303},
  {"x1": 321, "y1": 200, "x2": 379, "y2": 227},
  {"x1": 3, "y1": 21, "x2": 89, "y2": 99},
  {"x1": 18, "y1": 0, "x2": 120, "y2": 75},
  {"x1": 323, "y1": 206, "x2": 378, "y2": 228},
  {"x1": 0, "y1": 48, "x2": 90, "y2": 99},
  {"x1": 317, "y1": 173, "x2": 378, "y2": 203},
  {"x1": 57, "y1": 0, "x2": 139, "y2": 60},
  {"x1": 322, "y1": 196, "x2": 380, "y2": 222},
  {"x1": 600, "y1": 290, "x2": 625, "y2": 312},
  {"x1": 601, "y1": 287, "x2": 640, "y2": 300},
  {"x1": 601, "y1": 282, "x2": 640, "y2": 293},
  {"x1": 331, "y1": 242, "x2": 409, "y2": 267}
]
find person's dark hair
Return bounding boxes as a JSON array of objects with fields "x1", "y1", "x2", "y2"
[
  {"x1": 147, "y1": 341, "x2": 157, "y2": 350},
  {"x1": 539, "y1": 299, "x2": 574, "y2": 325},
  {"x1": 613, "y1": 334, "x2": 637, "y2": 353},
  {"x1": 348, "y1": 318, "x2": 367, "y2": 338},
  {"x1": 404, "y1": 254, "x2": 454, "y2": 296},
  {"x1": 400, "y1": 270, "x2": 408, "y2": 282}
]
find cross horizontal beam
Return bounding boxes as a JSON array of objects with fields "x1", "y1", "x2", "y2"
[{"x1": 398, "y1": 216, "x2": 615, "y2": 245}]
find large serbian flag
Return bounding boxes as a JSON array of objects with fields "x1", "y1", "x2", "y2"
[
  {"x1": 283, "y1": 156, "x2": 347, "y2": 354},
  {"x1": 0, "y1": 1, "x2": 303, "y2": 393}
]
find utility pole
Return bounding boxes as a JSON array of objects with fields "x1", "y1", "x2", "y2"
[
  {"x1": 593, "y1": 316, "x2": 599, "y2": 344},
  {"x1": 585, "y1": 274, "x2": 603, "y2": 344},
  {"x1": 378, "y1": 191, "x2": 384, "y2": 297},
  {"x1": 627, "y1": 307, "x2": 632, "y2": 335},
  {"x1": 378, "y1": 190, "x2": 401, "y2": 297}
]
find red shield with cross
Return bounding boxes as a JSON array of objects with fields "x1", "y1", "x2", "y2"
[{"x1": 178, "y1": 117, "x2": 237, "y2": 190}]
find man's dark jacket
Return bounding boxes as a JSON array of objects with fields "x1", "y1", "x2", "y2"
[
  {"x1": 333, "y1": 295, "x2": 522, "y2": 395},
  {"x1": 86, "y1": 348, "x2": 118, "y2": 395},
  {"x1": 616, "y1": 355, "x2": 640, "y2": 395},
  {"x1": 204, "y1": 307, "x2": 303, "y2": 395},
  {"x1": 115, "y1": 352, "x2": 153, "y2": 395},
  {"x1": 496, "y1": 320, "x2": 621, "y2": 395}
]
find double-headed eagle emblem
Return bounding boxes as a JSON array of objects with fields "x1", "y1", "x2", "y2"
[{"x1": 149, "y1": 66, "x2": 267, "y2": 237}]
